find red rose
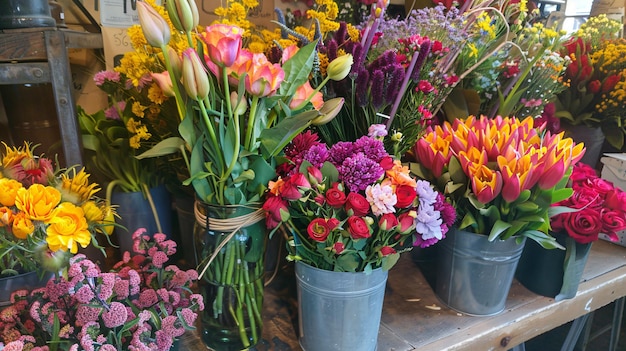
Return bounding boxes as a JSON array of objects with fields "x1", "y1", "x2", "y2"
[
  {"x1": 570, "y1": 163, "x2": 598, "y2": 182},
  {"x1": 281, "y1": 173, "x2": 311, "y2": 200},
  {"x1": 605, "y1": 190, "x2": 626, "y2": 211},
  {"x1": 307, "y1": 218, "x2": 331, "y2": 242},
  {"x1": 325, "y1": 183, "x2": 347, "y2": 207},
  {"x1": 345, "y1": 192, "x2": 370, "y2": 217},
  {"x1": 568, "y1": 187, "x2": 603, "y2": 210},
  {"x1": 564, "y1": 209, "x2": 602, "y2": 244},
  {"x1": 333, "y1": 242, "x2": 345, "y2": 255},
  {"x1": 398, "y1": 212, "x2": 416, "y2": 233},
  {"x1": 379, "y1": 213, "x2": 398, "y2": 231},
  {"x1": 587, "y1": 177, "x2": 616, "y2": 196},
  {"x1": 380, "y1": 246, "x2": 396, "y2": 256},
  {"x1": 601, "y1": 209, "x2": 626, "y2": 235},
  {"x1": 347, "y1": 216, "x2": 370, "y2": 239},
  {"x1": 395, "y1": 185, "x2": 417, "y2": 208},
  {"x1": 262, "y1": 196, "x2": 288, "y2": 228}
]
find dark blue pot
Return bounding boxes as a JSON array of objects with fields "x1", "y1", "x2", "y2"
[{"x1": 110, "y1": 184, "x2": 173, "y2": 255}]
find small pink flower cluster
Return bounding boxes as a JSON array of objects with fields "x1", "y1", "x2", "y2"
[{"x1": 0, "y1": 229, "x2": 204, "y2": 351}]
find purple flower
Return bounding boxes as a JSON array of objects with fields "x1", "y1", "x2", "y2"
[
  {"x1": 371, "y1": 69, "x2": 385, "y2": 108},
  {"x1": 368, "y1": 124, "x2": 388, "y2": 138},
  {"x1": 339, "y1": 152, "x2": 384, "y2": 192},
  {"x1": 93, "y1": 70, "x2": 120, "y2": 86},
  {"x1": 303, "y1": 144, "x2": 330, "y2": 169},
  {"x1": 353, "y1": 136, "x2": 387, "y2": 162},
  {"x1": 329, "y1": 141, "x2": 356, "y2": 166}
]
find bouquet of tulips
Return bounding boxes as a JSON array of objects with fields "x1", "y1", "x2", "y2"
[{"x1": 411, "y1": 115, "x2": 585, "y2": 248}]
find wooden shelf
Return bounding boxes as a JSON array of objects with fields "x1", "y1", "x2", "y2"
[{"x1": 0, "y1": 27, "x2": 103, "y2": 167}]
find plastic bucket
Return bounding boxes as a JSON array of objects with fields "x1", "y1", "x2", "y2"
[
  {"x1": 295, "y1": 261, "x2": 388, "y2": 351},
  {"x1": 435, "y1": 227, "x2": 525, "y2": 316}
]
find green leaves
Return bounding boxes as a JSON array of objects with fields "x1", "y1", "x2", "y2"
[{"x1": 279, "y1": 40, "x2": 318, "y2": 98}]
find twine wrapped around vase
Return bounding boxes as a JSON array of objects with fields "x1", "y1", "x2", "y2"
[{"x1": 193, "y1": 201, "x2": 265, "y2": 279}]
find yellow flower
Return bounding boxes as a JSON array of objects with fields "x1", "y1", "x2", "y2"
[
  {"x1": 1, "y1": 142, "x2": 33, "y2": 169},
  {"x1": 0, "y1": 206, "x2": 13, "y2": 227},
  {"x1": 12, "y1": 212, "x2": 34, "y2": 240},
  {"x1": 46, "y1": 202, "x2": 91, "y2": 253},
  {"x1": 0, "y1": 178, "x2": 22, "y2": 206},
  {"x1": 132, "y1": 101, "x2": 146, "y2": 118},
  {"x1": 58, "y1": 168, "x2": 100, "y2": 204},
  {"x1": 15, "y1": 184, "x2": 61, "y2": 222}
]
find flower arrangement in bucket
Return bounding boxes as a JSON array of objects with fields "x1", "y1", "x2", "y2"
[
  {"x1": 263, "y1": 126, "x2": 456, "y2": 350},
  {"x1": 0, "y1": 228, "x2": 204, "y2": 351},
  {"x1": 0, "y1": 142, "x2": 115, "y2": 277},
  {"x1": 131, "y1": 0, "x2": 350, "y2": 348},
  {"x1": 516, "y1": 162, "x2": 626, "y2": 300},
  {"x1": 411, "y1": 115, "x2": 585, "y2": 315}
]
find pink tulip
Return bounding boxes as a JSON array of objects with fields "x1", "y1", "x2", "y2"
[
  {"x1": 290, "y1": 81, "x2": 323, "y2": 110},
  {"x1": 243, "y1": 53, "x2": 284, "y2": 97},
  {"x1": 468, "y1": 163, "x2": 502, "y2": 204},
  {"x1": 201, "y1": 24, "x2": 244, "y2": 68},
  {"x1": 150, "y1": 71, "x2": 175, "y2": 97},
  {"x1": 181, "y1": 48, "x2": 210, "y2": 101},
  {"x1": 136, "y1": 1, "x2": 170, "y2": 48}
]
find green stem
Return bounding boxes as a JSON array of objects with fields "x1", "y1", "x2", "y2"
[{"x1": 244, "y1": 95, "x2": 260, "y2": 150}]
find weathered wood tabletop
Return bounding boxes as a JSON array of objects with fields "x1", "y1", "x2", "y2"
[{"x1": 181, "y1": 240, "x2": 626, "y2": 351}]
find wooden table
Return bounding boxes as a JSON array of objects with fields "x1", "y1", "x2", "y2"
[{"x1": 181, "y1": 240, "x2": 626, "y2": 351}]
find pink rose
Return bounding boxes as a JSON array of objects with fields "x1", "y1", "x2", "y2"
[
  {"x1": 601, "y1": 209, "x2": 626, "y2": 236},
  {"x1": 345, "y1": 192, "x2": 370, "y2": 217},
  {"x1": 347, "y1": 216, "x2": 370, "y2": 239},
  {"x1": 605, "y1": 189, "x2": 626, "y2": 212}
]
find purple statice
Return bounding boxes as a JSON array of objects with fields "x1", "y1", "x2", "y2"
[
  {"x1": 353, "y1": 135, "x2": 388, "y2": 162},
  {"x1": 339, "y1": 152, "x2": 384, "y2": 192},
  {"x1": 328, "y1": 141, "x2": 356, "y2": 166}
]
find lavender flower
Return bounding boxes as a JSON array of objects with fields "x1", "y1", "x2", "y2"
[{"x1": 339, "y1": 153, "x2": 384, "y2": 192}]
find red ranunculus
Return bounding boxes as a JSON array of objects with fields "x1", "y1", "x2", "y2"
[
  {"x1": 564, "y1": 209, "x2": 602, "y2": 244},
  {"x1": 262, "y1": 196, "x2": 288, "y2": 229},
  {"x1": 325, "y1": 183, "x2": 347, "y2": 207},
  {"x1": 347, "y1": 216, "x2": 370, "y2": 239},
  {"x1": 380, "y1": 246, "x2": 396, "y2": 256},
  {"x1": 395, "y1": 185, "x2": 417, "y2": 208},
  {"x1": 379, "y1": 213, "x2": 398, "y2": 231},
  {"x1": 345, "y1": 193, "x2": 370, "y2": 217},
  {"x1": 327, "y1": 217, "x2": 340, "y2": 230},
  {"x1": 307, "y1": 218, "x2": 331, "y2": 242},
  {"x1": 380, "y1": 156, "x2": 395, "y2": 171}
]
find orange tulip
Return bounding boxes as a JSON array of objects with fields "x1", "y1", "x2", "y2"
[
  {"x1": 242, "y1": 53, "x2": 285, "y2": 97},
  {"x1": 201, "y1": 24, "x2": 243, "y2": 68}
]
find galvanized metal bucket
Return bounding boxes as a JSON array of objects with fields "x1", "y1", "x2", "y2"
[
  {"x1": 435, "y1": 227, "x2": 526, "y2": 316},
  {"x1": 295, "y1": 261, "x2": 388, "y2": 351}
]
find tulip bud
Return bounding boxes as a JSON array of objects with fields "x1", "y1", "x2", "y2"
[
  {"x1": 151, "y1": 72, "x2": 175, "y2": 97},
  {"x1": 167, "y1": 46, "x2": 182, "y2": 79},
  {"x1": 165, "y1": 0, "x2": 199, "y2": 33},
  {"x1": 326, "y1": 54, "x2": 353, "y2": 81},
  {"x1": 230, "y1": 91, "x2": 248, "y2": 116},
  {"x1": 311, "y1": 97, "x2": 344, "y2": 126},
  {"x1": 137, "y1": 1, "x2": 171, "y2": 48},
  {"x1": 182, "y1": 48, "x2": 210, "y2": 101},
  {"x1": 306, "y1": 166, "x2": 323, "y2": 186}
]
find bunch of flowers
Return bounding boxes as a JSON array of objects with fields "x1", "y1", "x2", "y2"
[
  {"x1": 412, "y1": 115, "x2": 585, "y2": 248},
  {"x1": 263, "y1": 126, "x2": 456, "y2": 272},
  {"x1": 551, "y1": 163, "x2": 626, "y2": 244},
  {"x1": 0, "y1": 143, "x2": 115, "y2": 275},
  {"x1": 78, "y1": 0, "x2": 190, "y2": 196},
  {"x1": 452, "y1": 1, "x2": 569, "y2": 119},
  {"x1": 136, "y1": 0, "x2": 346, "y2": 206},
  {"x1": 551, "y1": 14, "x2": 625, "y2": 148},
  {"x1": 0, "y1": 228, "x2": 204, "y2": 351}
]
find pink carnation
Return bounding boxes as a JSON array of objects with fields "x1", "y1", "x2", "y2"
[{"x1": 102, "y1": 302, "x2": 128, "y2": 328}]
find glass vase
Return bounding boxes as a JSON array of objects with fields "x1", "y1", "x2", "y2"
[{"x1": 193, "y1": 201, "x2": 266, "y2": 351}]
